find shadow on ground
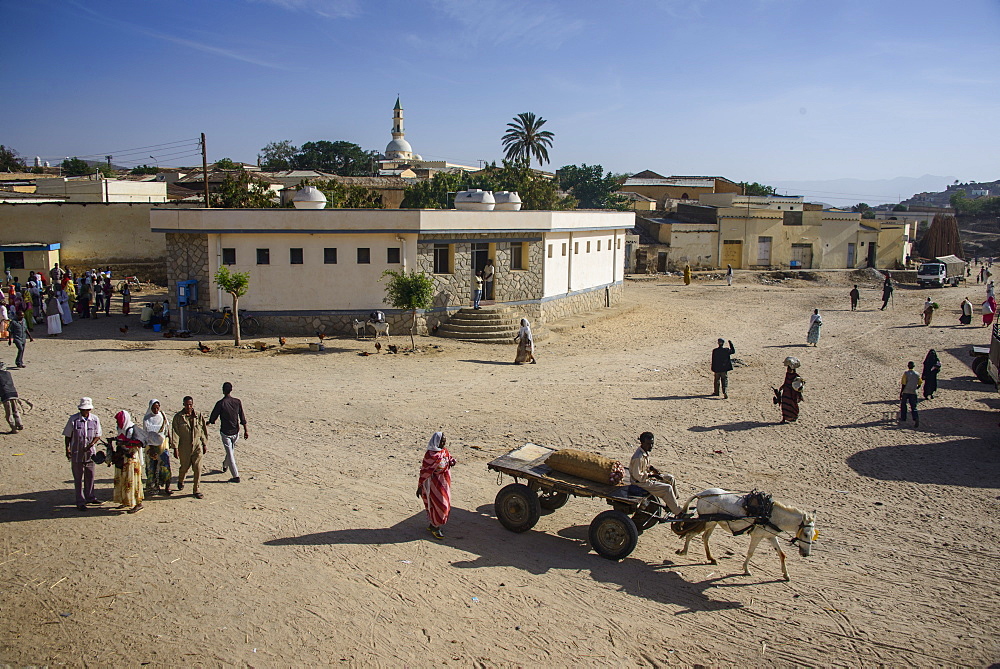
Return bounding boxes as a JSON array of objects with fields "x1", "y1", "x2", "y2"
[{"x1": 265, "y1": 505, "x2": 743, "y2": 613}]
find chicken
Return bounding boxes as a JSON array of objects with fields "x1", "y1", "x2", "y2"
[
  {"x1": 388, "y1": 344, "x2": 398, "y2": 354},
  {"x1": 278, "y1": 337, "x2": 287, "y2": 347},
  {"x1": 375, "y1": 341, "x2": 382, "y2": 352},
  {"x1": 198, "y1": 342, "x2": 211, "y2": 353},
  {"x1": 119, "y1": 325, "x2": 129, "y2": 335},
  {"x1": 316, "y1": 331, "x2": 326, "y2": 341}
]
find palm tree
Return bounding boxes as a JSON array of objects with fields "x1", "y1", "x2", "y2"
[{"x1": 501, "y1": 112, "x2": 554, "y2": 167}]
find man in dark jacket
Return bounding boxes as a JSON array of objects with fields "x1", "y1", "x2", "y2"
[
  {"x1": 0, "y1": 362, "x2": 22, "y2": 431},
  {"x1": 710, "y1": 338, "x2": 736, "y2": 399},
  {"x1": 209, "y1": 382, "x2": 248, "y2": 483}
]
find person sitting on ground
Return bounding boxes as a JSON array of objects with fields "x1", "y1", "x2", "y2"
[{"x1": 368, "y1": 310, "x2": 386, "y2": 324}]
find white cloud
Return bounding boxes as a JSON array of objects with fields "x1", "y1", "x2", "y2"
[
  {"x1": 427, "y1": 0, "x2": 585, "y2": 48},
  {"x1": 245, "y1": 0, "x2": 361, "y2": 19}
]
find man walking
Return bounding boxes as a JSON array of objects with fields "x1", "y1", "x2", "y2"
[
  {"x1": 63, "y1": 398, "x2": 103, "y2": 510},
  {"x1": 7, "y1": 310, "x2": 32, "y2": 368},
  {"x1": 209, "y1": 382, "x2": 248, "y2": 483},
  {"x1": 880, "y1": 275, "x2": 894, "y2": 311},
  {"x1": 710, "y1": 338, "x2": 736, "y2": 399},
  {"x1": 849, "y1": 284, "x2": 860, "y2": 311},
  {"x1": 0, "y1": 362, "x2": 23, "y2": 431},
  {"x1": 172, "y1": 396, "x2": 209, "y2": 499},
  {"x1": 899, "y1": 361, "x2": 922, "y2": 429}
]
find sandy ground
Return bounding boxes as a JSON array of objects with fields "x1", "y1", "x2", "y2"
[{"x1": 1, "y1": 274, "x2": 997, "y2": 667}]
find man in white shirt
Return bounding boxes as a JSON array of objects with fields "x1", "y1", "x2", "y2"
[
  {"x1": 628, "y1": 432, "x2": 682, "y2": 515},
  {"x1": 482, "y1": 260, "x2": 495, "y2": 301}
]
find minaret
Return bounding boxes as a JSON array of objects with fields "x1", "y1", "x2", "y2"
[{"x1": 392, "y1": 97, "x2": 404, "y2": 142}]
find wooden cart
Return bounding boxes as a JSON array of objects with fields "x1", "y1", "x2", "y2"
[{"x1": 487, "y1": 443, "x2": 675, "y2": 560}]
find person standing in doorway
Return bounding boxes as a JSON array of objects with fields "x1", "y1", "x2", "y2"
[
  {"x1": 710, "y1": 338, "x2": 735, "y2": 399},
  {"x1": 7, "y1": 310, "x2": 32, "y2": 368},
  {"x1": 850, "y1": 285, "x2": 860, "y2": 311},
  {"x1": 899, "y1": 361, "x2": 921, "y2": 429},
  {"x1": 63, "y1": 397, "x2": 103, "y2": 510},
  {"x1": 209, "y1": 382, "x2": 248, "y2": 483},
  {"x1": 472, "y1": 270, "x2": 483, "y2": 310},
  {"x1": 482, "y1": 259, "x2": 495, "y2": 301},
  {"x1": 172, "y1": 396, "x2": 209, "y2": 499},
  {"x1": 725, "y1": 264, "x2": 733, "y2": 286}
]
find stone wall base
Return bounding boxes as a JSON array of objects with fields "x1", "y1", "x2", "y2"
[{"x1": 238, "y1": 282, "x2": 624, "y2": 336}]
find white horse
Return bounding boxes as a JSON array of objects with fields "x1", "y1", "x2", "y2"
[{"x1": 672, "y1": 488, "x2": 817, "y2": 581}]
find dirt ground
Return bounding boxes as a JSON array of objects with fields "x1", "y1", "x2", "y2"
[{"x1": 1, "y1": 273, "x2": 997, "y2": 667}]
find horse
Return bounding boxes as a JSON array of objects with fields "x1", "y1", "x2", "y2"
[{"x1": 672, "y1": 488, "x2": 817, "y2": 581}]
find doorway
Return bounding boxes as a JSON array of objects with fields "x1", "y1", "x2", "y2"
[
  {"x1": 657, "y1": 252, "x2": 667, "y2": 273},
  {"x1": 472, "y1": 242, "x2": 491, "y2": 300},
  {"x1": 866, "y1": 242, "x2": 878, "y2": 268},
  {"x1": 790, "y1": 244, "x2": 813, "y2": 269},
  {"x1": 847, "y1": 243, "x2": 856, "y2": 268},
  {"x1": 756, "y1": 236, "x2": 772, "y2": 266},
  {"x1": 722, "y1": 240, "x2": 743, "y2": 269}
]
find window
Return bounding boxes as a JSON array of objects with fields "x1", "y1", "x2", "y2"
[
  {"x1": 324, "y1": 248, "x2": 337, "y2": 264},
  {"x1": 597, "y1": 240, "x2": 601, "y2": 252},
  {"x1": 290, "y1": 248, "x2": 303, "y2": 264},
  {"x1": 608, "y1": 238, "x2": 612, "y2": 250},
  {"x1": 257, "y1": 248, "x2": 270, "y2": 265},
  {"x1": 433, "y1": 243, "x2": 451, "y2": 274},
  {"x1": 511, "y1": 242, "x2": 527, "y2": 270},
  {"x1": 547, "y1": 244, "x2": 553, "y2": 258},
  {"x1": 586, "y1": 241, "x2": 591, "y2": 253},
  {"x1": 617, "y1": 239, "x2": 621, "y2": 249},
  {"x1": 561, "y1": 243, "x2": 567, "y2": 256},
  {"x1": 574, "y1": 242, "x2": 579, "y2": 254},
  {"x1": 222, "y1": 248, "x2": 236, "y2": 265},
  {"x1": 387, "y1": 247, "x2": 401, "y2": 264},
  {"x1": 3, "y1": 252, "x2": 24, "y2": 270},
  {"x1": 357, "y1": 247, "x2": 370, "y2": 264}
]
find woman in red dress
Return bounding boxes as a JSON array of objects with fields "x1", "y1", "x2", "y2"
[{"x1": 417, "y1": 431, "x2": 456, "y2": 540}]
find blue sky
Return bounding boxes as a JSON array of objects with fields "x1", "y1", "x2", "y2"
[{"x1": 4, "y1": 0, "x2": 999, "y2": 198}]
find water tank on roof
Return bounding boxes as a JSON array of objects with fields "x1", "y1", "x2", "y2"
[
  {"x1": 493, "y1": 191, "x2": 522, "y2": 211},
  {"x1": 292, "y1": 186, "x2": 327, "y2": 210},
  {"x1": 454, "y1": 189, "x2": 495, "y2": 211},
  {"x1": 34, "y1": 156, "x2": 41, "y2": 168}
]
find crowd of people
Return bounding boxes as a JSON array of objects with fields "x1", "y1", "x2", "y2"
[{"x1": 61, "y1": 383, "x2": 249, "y2": 512}]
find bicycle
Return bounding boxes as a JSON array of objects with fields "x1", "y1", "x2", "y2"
[
  {"x1": 116, "y1": 276, "x2": 143, "y2": 293},
  {"x1": 211, "y1": 307, "x2": 261, "y2": 337},
  {"x1": 186, "y1": 308, "x2": 220, "y2": 335}
]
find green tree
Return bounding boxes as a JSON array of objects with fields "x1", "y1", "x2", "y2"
[
  {"x1": 214, "y1": 266, "x2": 251, "y2": 346},
  {"x1": 213, "y1": 171, "x2": 276, "y2": 208},
  {"x1": 400, "y1": 163, "x2": 575, "y2": 211},
  {"x1": 293, "y1": 140, "x2": 378, "y2": 176},
  {"x1": 308, "y1": 179, "x2": 384, "y2": 208},
  {"x1": 399, "y1": 171, "x2": 468, "y2": 209},
  {"x1": 501, "y1": 112, "x2": 554, "y2": 167},
  {"x1": 61, "y1": 157, "x2": 94, "y2": 177},
  {"x1": 0, "y1": 145, "x2": 26, "y2": 172},
  {"x1": 214, "y1": 158, "x2": 239, "y2": 169},
  {"x1": 558, "y1": 164, "x2": 629, "y2": 210},
  {"x1": 258, "y1": 140, "x2": 298, "y2": 171},
  {"x1": 130, "y1": 164, "x2": 159, "y2": 175},
  {"x1": 892, "y1": 203, "x2": 908, "y2": 212},
  {"x1": 852, "y1": 202, "x2": 872, "y2": 214},
  {"x1": 380, "y1": 269, "x2": 435, "y2": 351},
  {"x1": 96, "y1": 163, "x2": 116, "y2": 178},
  {"x1": 740, "y1": 181, "x2": 777, "y2": 196}
]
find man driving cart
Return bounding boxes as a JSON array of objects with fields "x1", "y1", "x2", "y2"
[{"x1": 628, "y1": 432, "x2": 684, "y2": 517}]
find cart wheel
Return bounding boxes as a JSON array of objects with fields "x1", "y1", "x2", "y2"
[
  {"x1": 973, "y1": 356, "x2": 994, "y2": 384},
  {"x1": 538, "y1": 490, "x2": 569, "y2": 511},
  {"x1": 589, "y1": 510, "x2": 639, "y2": 560},
  {"x1": 495, "y1": 483, "x2": 540, "y2": 533}
]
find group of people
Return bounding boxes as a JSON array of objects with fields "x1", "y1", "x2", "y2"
[{"x1": 61, "y1": 383, "x2": 249, "y2": 512}]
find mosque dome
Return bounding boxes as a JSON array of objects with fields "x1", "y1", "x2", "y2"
[{"x1": 385, "y1": 138, "x2": 412, "y2": 158}]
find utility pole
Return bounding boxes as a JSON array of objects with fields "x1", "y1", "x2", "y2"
[{"x1": 201, "y1": 133, "x2": 210, "y2": 208}]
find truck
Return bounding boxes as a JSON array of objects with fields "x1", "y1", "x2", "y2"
[{"x1": 916, "y1": 255, "x2": 966, "y2": 288}]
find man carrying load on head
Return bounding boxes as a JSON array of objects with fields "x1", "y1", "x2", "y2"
[{"x1": 629, "y1": 432, "x2": 682, "y2": 516}]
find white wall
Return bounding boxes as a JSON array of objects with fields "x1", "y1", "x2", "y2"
[
  {"x1": 542, "y1": 229, "x2": 623, "y2": 298},
  {"x1": 35, "y1": 178, "x2": 167, "y2": 203}
]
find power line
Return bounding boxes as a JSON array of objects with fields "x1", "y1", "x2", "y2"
[{"x1": 35, "y1": 137, "x2": 200, "y2": 162}]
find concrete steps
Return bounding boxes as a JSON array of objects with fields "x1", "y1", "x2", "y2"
[{"x1": 434, "y1": 306, "x2": 526, "y2": 343}]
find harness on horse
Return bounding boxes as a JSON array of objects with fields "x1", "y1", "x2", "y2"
[{"x1": 731, "y1": 489, "x2": 781, "y2": 536}]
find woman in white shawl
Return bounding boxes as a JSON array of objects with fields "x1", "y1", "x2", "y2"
[
  {"x1": 806, "y1": 308, "x2": 822, "y2": 346},
  {"x1": 57, "y1": 288, "x2": 73, "y2": 325},
  {"x1": 143, "y1": 399, "x2": 172, "y2": 495},
  {"x1": 513, "y1": 318, "x2": 536, "y2": 364}
]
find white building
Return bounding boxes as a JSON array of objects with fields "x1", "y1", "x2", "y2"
[
  {"x1": 34, "y1": 176, "x2": 167, "y2": 203},
  {"x1": 151, "y1": 207, "x2": 631, "y2": 334}
]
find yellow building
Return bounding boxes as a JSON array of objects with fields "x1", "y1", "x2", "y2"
[{"x1": 619, "y1": 172, "x2": 743, "y2": 210}]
